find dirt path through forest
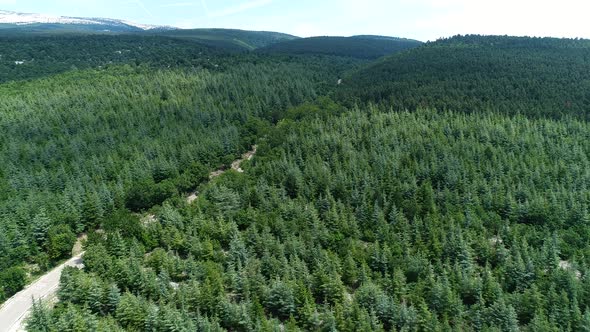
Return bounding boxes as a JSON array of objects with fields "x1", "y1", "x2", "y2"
[
  {"x1": 187, "y1": 145, "x2": 257, "y2": 203},
  {"x1": 0, "y1": 147, "x2": 258, "y2": 331}
]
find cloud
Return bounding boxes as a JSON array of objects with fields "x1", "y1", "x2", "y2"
[
  {"x1": 132, "y1": 0, "x2": 154, "y2": 17},
  {"x1": 160, "y1": 2, "x2": 198, "y2": 8},
  {"x1": 174, "y1": 19, "x2": 197, "y2": 29},
  {"x1": 202, "y1": 0, "x2": 273, "y2": 18},
  {"x1": 200, "y1": 0, "x2": 210, "y2": 15},
  {"x1": 417, "y1": 0, "x2": 590, "y2": 40},
  {"x1": 292, "y1": 23, "x2": 322, "y2": 37}
]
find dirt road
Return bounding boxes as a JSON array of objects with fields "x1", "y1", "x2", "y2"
[
  {"x1": 187, "y1": 145, "x2": 257, "y2": 203},
  {"x1": 0, "y1": 147, "x2": 258, "y2": 331}
]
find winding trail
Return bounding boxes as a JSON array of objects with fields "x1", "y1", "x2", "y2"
[
  {"x1": 187, "y1": 145, "x2": 257, "y2": 203},
  {"x1": 0, "y1": 147, "x2": 258, "y2": 331}
]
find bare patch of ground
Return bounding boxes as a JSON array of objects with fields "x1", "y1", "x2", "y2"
[
  {"x1": 141, "y1": 214, "x2": 158, "y2": 226},
  {"x1": 231, "y1": 145, "x2": 257, "y2": 173},
  {"x1": 489, "y1": 236, "x2": 503, "y2": 246},
  {"x1": 186, "y1": 145, "x2": 257, "y2": 204},
  {"x1": 559, "y1": 260, "x2": 581, "y2": 279},
  {"x1": 71, "y1": 234, "x2": 87, "y2": 256}
]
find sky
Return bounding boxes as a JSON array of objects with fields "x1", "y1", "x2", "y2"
[{"x1": 1, "y1": 0, "x2": 590, "y2": 41}]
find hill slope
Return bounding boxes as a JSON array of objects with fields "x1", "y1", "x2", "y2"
[
  {"x1": 258, "y1": 35, "x2": 422, "y2": 59},
  {"x1": 153, "y1": 28, "x2": 298, "y2": 51},
  {"x1": 0, "y1": 40, "x2": 357, "y2": 303},
  {"x1": 339, "y1": 35, "x2": 590, "y2": 119},
  {"x1": 23, "y1": 105, "x2": 590, "y2": 331},
  {"x1": 0, "y1": 34, "x2": 227, "y2": 83},
  {"x1": 4, "y1": 31, "x2": 590, "y2": 331}
]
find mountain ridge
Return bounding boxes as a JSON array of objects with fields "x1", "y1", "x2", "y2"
[
  {"x1": 338, "y1": 34, "x2": 590, "y2": 119},
  {"x1": 0, "y1": 9, "x2": 173, "y2": 32},
  {"x1": 257, "y1": 35, "x2": 422, "y2": 59}
]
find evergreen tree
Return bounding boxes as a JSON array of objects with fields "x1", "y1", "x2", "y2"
[{"x1": 26, "y1": 300, "x2": 51, "y2": 332}]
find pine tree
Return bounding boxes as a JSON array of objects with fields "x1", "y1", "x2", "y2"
[
  {"x1": 528, "y1": 310, "x2": 560, "y2": 332},
  {"x1": 106, "y1": 283, "x2": 121, "y2": 314},
  {"x1": 82, "y1": 190, "x2": 103, "y2": 229},
  {"x1": 26, "y1": 299, "x2": 51, "y2": 332},
  {"x1": 31, "y1": 210, "x2": 51, "y2": 246},
  {"x1": 116, "y1": 293, "x2": 148, "y2": 330},
  {"x1": 88, "y1": 279, "x2": 104, "y2": 315},
  {"x1": 266, "y1": 279, "x2": 296, "y2": 320},
  {"x1": 581, "y1": 307, "x2": 590, "y2": 332},
  {"x1": 342, "y1": 255, "x2": 359, "y2": 288},
  {"x1": 45, "y1": 224, "x2": 76, "y2": 260}
]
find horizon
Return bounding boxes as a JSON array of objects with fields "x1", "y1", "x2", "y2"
[{"x1": 1, "y1": 0, "x2": 590, "y2": 41}]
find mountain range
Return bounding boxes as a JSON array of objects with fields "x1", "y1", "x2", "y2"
[{"x1": 0, "y1": 10, "x2": 173, "y2": 32}]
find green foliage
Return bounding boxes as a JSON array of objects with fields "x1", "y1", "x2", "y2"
[
  {"x1": 116, "y1": 293, "x2": 149, "y2": 330},
  {"x1": 0, "y1": 266, "x2": 26, "y2": 300},
  {"x1": 46, "y1": 224, "x2": 76, "y2": 260},
  {"x1": 0, "y1": 52, "x2": 341, "y2": 296},
  {"x1": 38, "y1": 103, "x2": 590, "y2": 330},
  {"x1": 0, "y1": 34, "x2": 224, "y2": 83},
  {"x1": 6, "y1": 32, "x2": 590, "y2": 331},
  {"x1": 259, "y1": 35, "x2": 422, "y2": 59},
  {"x1": 176, "y1": 161, "x2": 209, "y2": 192},
  {"x1": 266, "y1": 280, "x2": 296, "y2": 320},
  {"x1": 341, "y1": 35, "x2": 590, "y2": 120},
  {"x1": 32, "y1": 210, "x2": 51, "y2": 245},
  {"x1": 153, "y1": 28, "x2": 298, "y2": 51},
  {"x1": 102, "y1": 210, "x2": 142, "y2": 238},
  {"x1": 26, "y1": 300, "x2": 51, "y2": 332}
]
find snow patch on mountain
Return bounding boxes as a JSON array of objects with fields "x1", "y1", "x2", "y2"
[
  {"x1": 0, "y1": 10, "x2": 172, "y2": 30},
  {"x1": 120, "y1": 20, "x2": 164, "y2": 31}
]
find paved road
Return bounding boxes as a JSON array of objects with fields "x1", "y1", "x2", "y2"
[
  {"x1": 0, "y1": 147, "x2": 257, "y2": 331},
  {"x1": 0, "y1": 254, "x2": 84, "y2": 332}
]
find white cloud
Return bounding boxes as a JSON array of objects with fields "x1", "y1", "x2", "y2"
[
  {"x1": 178, "y1": 0, "x2": 590, "y2": 40},
  {"x1": 199, "y1": 0, "x2": 210, "y2": 16},
  {"x1": 174, "y1": 18, "x2": 198, "y2": 29},
  {"x1": 160, "y1": 2, "x2": 197, "y2": 7},
  {"x1": 292, "y1": 23, "x2": 322, "y2": 37},
  {"x1": 203, "y1": 0, "x2": 273, "y2": 18},
  {"x1": 132, "y1": 0, "x2": 153, "y2": 18},
  {"x1": 406, "y1": 0, "x2": 590, "y2": 40}
]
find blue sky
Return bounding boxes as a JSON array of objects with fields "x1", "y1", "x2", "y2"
[{"x1": 1, "y1": 0, "x2": 590, "y2": 41}]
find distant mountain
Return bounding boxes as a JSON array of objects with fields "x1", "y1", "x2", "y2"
[
  {"x1": 339, "y1": 35, "x2": 590, "y2": 119},
  {"x1": 0, "y1": 10, "x2": 173, "y2": 33},
  {"x1": 0, "y1": 10, "x2": 295, "y2": 51},
  {"x1": 257, "y1": 35, "x2": 422, "y2": 59},
  {"x1": 151, "y1": 28, "x2": 299, "y2": 51},
  {"x1": 351, "y1": 35, "x2": 420, "y2": 42}
]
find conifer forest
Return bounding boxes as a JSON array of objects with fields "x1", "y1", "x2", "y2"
[{"x1": 1, "y1": 28, "x2": 590, "y2": 332}]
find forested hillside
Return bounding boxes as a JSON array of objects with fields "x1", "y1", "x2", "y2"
[
  {"x1": 151, "y1": 29, "x2": 298, "y2": 51},
  {"x1": 339, "y1": 35, "x2": 590, "y2": 119},
  {"x1": 26, "y1": 106, "x2": 590, "y2": 331},
  {"x1": 2, "y1": 31, "x2": 590, "y2": 331},
  {"x1": 0, "y1": 34, "x2": 226, "y2": 83},
  {"x1": 258, "y1": 36, "x2": 422, "y2": 59},
  {"x1": 0, "y1": 30, "x2": 298, "y2": 83},
  {"x1": 0, "y1": 54, "x2": 352, "y2": 303}
]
